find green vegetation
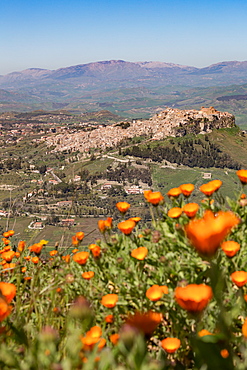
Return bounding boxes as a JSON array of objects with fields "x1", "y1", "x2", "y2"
[{"x1": 1, "y1": 173, "x2": 247, "y2": 368}]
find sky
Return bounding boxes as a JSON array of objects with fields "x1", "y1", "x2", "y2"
[{"x1": 1, "y1": 0, "x2": 247, "y2": 75}]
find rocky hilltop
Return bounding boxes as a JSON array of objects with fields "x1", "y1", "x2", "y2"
[{"x1": 45, "y1": 107, "x2": 235, "y2": 153}]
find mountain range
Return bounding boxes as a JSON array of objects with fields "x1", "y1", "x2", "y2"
[{"x1": 1, "y1": 60, "x2": 247, "y2": 127}]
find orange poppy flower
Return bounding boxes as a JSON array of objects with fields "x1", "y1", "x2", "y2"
[
  {"x1": 144, "y1": 191, "x2": 164, "y2": 205},
  {"x1": 101, "y1": 294, "x2": 118, "y2": 308},
  {"x1": 198, "y1": 329, "x2": 213, "y2": 337},
  {"x1": 3, "y1": 246, "x2": 11, "y2": 252},
  {"x1": 98, "y1": 217, "x2": 113, "y2": 232},
  {"x1": 199, "y1": 180, "x2": 222, "y2": 197},
  {"x1": 32, "y1": 256, "x2": 39, "y2": 264},
  {"x1": 72, "y1": 235, "x2": 79, "y2": 246},
  {"x1": 146, "y1": 285, "x2": 164, "y2": 301},
  {"x1": 185, "y1": 210, "x2": 240, "y2": 256},
  {"x1": 24, "y1": 277, "x2": 31, "y2": 281},
  {"x1": 81, "y1": 325, "x2": 105, "y2": 351},
  {"x1": 231, "y1": 271, "x2": 247, "y2": 287},
  {"x1": 81, "y1": 335, "x2": 101, "y2": 351},
  {"x1": 242, "y1": 318, "x2": 247, "y2": 337},
  {"x1": 21, "y1": 267, "x2": 27, "y2": 273},
  {"x1": 17, "y1": 241, "x2": 26, "y2": 252},
  {"x1": 131, "y1": 247, "x2": 148, "y2": 260},
  {"x1": 29, "y1": 243, "x2": 43, "y2": 255},
  {"x1": 105, "y1": 314, "x2": 114, "y2": 323},
  {"x1": 1, "y1": 250, "x2": 15, "y2": 262},
  {"x1": 144, "y1": 190, "x2": 152, "y2": 199},
  {"x1": 183, "y1": 203, "x2": 199, "y2": 218},
  {"x1": 126, "y1": 311, "x2": 162, "y2": 335},
  {"x1": 0, "y1": 298, "x2": 11, "y2": 322},
  {"x1": 62, "y1": 255, "x2": 70, "y2": 263},
  {"x1": 116, "y1": 202, "x2": 130, "y2": 213},
  {"x1": 175, "y1": 284, "x2": 213, "y2": 313},
  {"x1": 24, "y1": 256, "x2": 31, "y2": 261},
  {"x1": 221, "y1": 240, "x2": 240, "y2": 257},
  {"x1": 220, "y1": 349, "x2": 229, "y2": 358},
  {"x1": 241, "y1": 193, "x2": 246, "y2": 199},
  {"x1": 109, "y1": 333, "x2": 120, "y2": 345},
  {"x1": 86, "y1": 326, "x2": 102, "y2": 339},
  {"x1": 82, "y1": 271, "x2": 95, "y2": 280},
  {"x1": 161, "y1": 337, "x2": 181, "y2": 353},
  {"x1": 128, "y1": 217, "x2": 141, "y2": 223},
  {"x1": 167, "y1": 187, "x2": 182, "y2": 198},
  {"x1": 2, "y1": 238, "x2": 10, "y2": 246},
  {"x1": 73, "y1": 251, "x2": 89, "y2": 265},
  {"x1": 179, "y1": 183, "x2": 195, "y2": 197},
  {"x1": 0, "y1": 282, "x2": 16, "y2": 303},
  {"x1": 72, "y1": 248, "x2": 79, "y2": 254},
  {"x1": 118, "y1": 220, "x2": 136, "y2": 235},
  {"x1": 15, "y1": 252, "x2": 20, "y2": 258},
  {"x1": 49, "y1": 250, "x2": 58, "y2": 257},
  {"x1": 236, "y1": 170, "x2": 247, "y2": 184},
  {"x1": 89, "y1": 244, "x2": 101, "y2": 257},
  {"x1": 76, "y1": 231, "x2": 85, "y2": 241},
  {"x1": 168, "y1": 207, "x2": 183, "y2": 218},
  {"x1": 160, "y1": 285, "x2": 169, "y2": 294},
  {"x1": 2, "y1": 232, "x2": 9, "y2": 238}
]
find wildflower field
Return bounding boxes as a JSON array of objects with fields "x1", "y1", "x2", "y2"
[{"x1": 1, "y1": 171, "x2": 247, "y2": 369}]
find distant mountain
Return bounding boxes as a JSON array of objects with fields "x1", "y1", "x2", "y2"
[{"x1": 1, "y1": 60, "x2": 247, "y2": 128}]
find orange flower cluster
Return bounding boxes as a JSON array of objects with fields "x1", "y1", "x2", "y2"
[
  {"x1": 131, "y1": 247, "x2": 148, "y2": 260},
  {"x1": 62, "y1": 255, "x2": 70, "y2": 263},
  {"x1": 80, "y1": 326, "x2": 106, "y2": 352},
  {"x1": 98, "y1": 217, "x2": 113, "y2": 233},
  {"x1": 73, "y1": 251, "x2": 89, "y2": 265},
  {"x1": 125, "y1": 311, "x2": 162, "y2": 335},
  {"x1": 144, "y1": 190, "x2": 164, "y2": 205},
  {"x1": 185, "y1": 210, "x2": 240, "y2": 256},
  {"x1": 167, "y1": 207, "x2": 183, "y2": 219},
  {"x1": 146, "y1": 285, "x2": 168, "y2": 301},
  {"x1": 0, "y1": 282, "x2": 16, "y2": 303},
  {"x1": 236, "y1": 169, "x2": 247, "y2": 184},
  {"x1": 198, "y1": 329, "x2": 213, "y2": 337},
  {"x1": 175, "y1": 284, "x2": 213, "y2": 313},
  {"x1": 116, "y1": 201, "x2": 130, "y2": 213},
  {"x1": 231, "y1": 271, "x2": 247, "y2": 287},
  {"x1": 18, "y1": 241, "x2": 26, "y2": 252},
  {"x1": 2, "y1": 230, "x2": 14, "y2": 238},
  {"x1": 29, "y1": 243, "x2": 43, "y2": 255},
  {"x1": 0, "y1": 282, "x2": 16, "y2": 322},
  {"x1": 182, "y1": 203, "x2": 199, "y2": 218},
  {"x1": 167, "y1": 187, "x2": 182, "y2": 198},
  {"x1": 72, "y1": 231, "x2": 85, "y2": 246},
  {"x1": 109, "y1": 333, "x2": 120, "y2": 345},
  {"x1": 29, "y1": 239, "x2": 48, "y2": 256},
  {"x1": 101, "y1": 294, "x2": 118, "y2": 308},
  {"x1": 89, "y1": 244, "x2": 101, "y2": 258},
  {"x1": 105, "y1": 314, "x2": 114, "y2": 323},
  {"x1": 179, "y1": 183, "x2": 195, "y2": 197},
  {"x1": 161, "y1": 337, "x2": 181, "y2": 353},
  {"x1": 82, "y1": 271, "x2": 95, "y2": 280},
  {"x1": 221, "y1": 240, "x2": 240, "y2": 257},
  {"x1": 199, "y1": 180, "x2": 222, "y2": 197},
  {"x1": 118, "y1": 220, "x2": 136, "y2": 235}
]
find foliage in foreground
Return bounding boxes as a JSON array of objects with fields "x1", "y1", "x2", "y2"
[{"x1": 1, "y1": 171, "x2": 247, "y2": 369}]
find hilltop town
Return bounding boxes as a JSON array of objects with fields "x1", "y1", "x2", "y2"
[{"x1": 44, "y1": 107, "x2": 235, "y2": 153}]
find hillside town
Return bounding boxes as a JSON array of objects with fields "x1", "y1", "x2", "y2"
[{"x1": 44, "y1": 107, "x2": 235, "y2": 153}]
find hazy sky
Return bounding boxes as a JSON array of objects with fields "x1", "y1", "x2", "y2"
[{"x1": 1, "y1": 0, "x2": 247, "y2": 75}]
